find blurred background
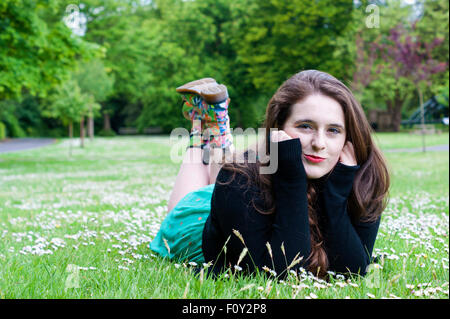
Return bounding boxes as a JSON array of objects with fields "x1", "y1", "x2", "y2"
[{"x1": 0, "y1": 0, "x2": 448, "y2": 141}]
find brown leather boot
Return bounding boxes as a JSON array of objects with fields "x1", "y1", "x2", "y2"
[
  {"x1": 176, "y1": 78, "x2": 228, "y2": 104},
  {"x1": 176, "y1": 77, "x2": 216, "y2": 93}
]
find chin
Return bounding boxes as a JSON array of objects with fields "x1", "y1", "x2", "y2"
[
  {"x1": 306, "y1": 171, "x2": 326, "y2": 180},
  {"x1": 303, "y1": 161, "x2": 332, "y2": 180}
]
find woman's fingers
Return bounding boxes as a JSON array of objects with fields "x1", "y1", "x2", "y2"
[
  {"x1": 339, "y1": 141, "x2": 357, "y2": 166},
  {"x1": 271, "y1": 130, "x2": 293, "y2": 143}
]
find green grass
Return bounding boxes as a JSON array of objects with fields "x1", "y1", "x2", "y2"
[
  {"x1": 372, "y1": 132, "x2": 449, "y2": 150},
  {"x1": 0, "y1": 134, "x2": 448, "y2": 299}
]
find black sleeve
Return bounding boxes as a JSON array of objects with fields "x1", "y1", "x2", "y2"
[
  {"x1": 319, "y1": 162, "x2": 381, "y2": 276},
  {"x1": 204, "y1": 138, "x2": 311, "y2": 277}
]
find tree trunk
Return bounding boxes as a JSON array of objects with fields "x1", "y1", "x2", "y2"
[
  {"x1": 386, "y1": 100, "x2": 394, "y2": 131},
  {"x1": 68, "y1": 120, "x2": 73, "y2": 157},
  {"x1": 88, "y1": 116, "x2": 94, "y2": 141},
  {"x1": 418, "y1": 87, "x2": 426, "y2": 153},
  {"x1": 103, "y1": 112, "x2": 111, "y2": 131},
  {"x1": 386, "y1": 96, "x2": 403, "y2": 132},
  {"x1": 68, "y1": 121, "x2": 73, "y2": 139},
  {"x1": 80, "y1": 116, "x2": 85, "y2": 148},
  {"x1": 392, "y1": 100, "x2": 403, "y2": 132},
  {"x1": 88, "y1": 105, "x2": 94, "y2": 141}
]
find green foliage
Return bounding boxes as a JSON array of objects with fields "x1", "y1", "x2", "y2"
[
  {"x1": 0, "y1": 101, "x2": 26, "y2": 137},
  {"x1": 14, "y1": 95, "x2": 45, "y2": 136},
  {"x1": 81, "y1": 0, "x2": 358, "y2": 132},
  {"x1": 41, "y1": 78, "x2": 100, "y2": 128},
  {"x1": 0, "y1": 121, "x2": 6, "y2": 140},
  {"x1": 0, "y1": 94, "x2": 67, "y2": 137},
  {"x1": 224, "y1": 0, "x2": 354, "y2": 94},
  {"x1": 1, "y1": 0, "x2": 448, "y2": 135},
  {"x1": 72, "y1": 58, "x2": 114, "y2": 130},
  {"x1": 97, "y1": 129, "x2": 116, "y2": 137},
  {"x1": 334, "y1": 0, "x2": 416, "y2": 107},
  {"x1": 1, "y1": 112, "x2": 26, "y2": 138},
  {"x1": 435, "y1": 71, "x2": 449, "y2": 107},
  {"x1": 334, "y1": 0, "x2": 448, "y2": 132},
  {"x1": 415, "y1": 0, "x2": 449, "y2": 95},
  {"x1": 73, "y1": 59, "x2": 115, "y2": 105},
  {"x1": 0, "y1": 0, "x2": 102, "y2": 100},
  {"x1": 367, "y1": 71, "x2": 416, "y2": 112}
]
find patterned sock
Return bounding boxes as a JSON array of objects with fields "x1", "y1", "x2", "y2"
[
  {"x1": 203, "y1": 98, "x2": 233, "y2": 149},
  {"x1": 182, "y1": 93, "x2": 211, "y2": 150},
  {"x1": 182, "y1": 94, "x2": 203, "y2": 123}
]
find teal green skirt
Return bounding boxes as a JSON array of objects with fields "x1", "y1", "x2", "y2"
[{"x1": 149, "y1": 183, "x2": 215, "y2": 264}]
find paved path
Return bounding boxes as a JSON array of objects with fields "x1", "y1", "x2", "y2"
[{"x1": 0, "y1": 138, "x2": 56, "y2": 153}]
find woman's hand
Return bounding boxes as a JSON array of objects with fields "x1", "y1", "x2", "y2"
[
  {"x1": 271, "y1": 129, "x2": 306, "y2": 179},
  {"x1": 339, "y1": 141, "x2": 357, "y2": 166},
  {"x1": 271, "y1": 130, "x2": 294, "y2": 143}
]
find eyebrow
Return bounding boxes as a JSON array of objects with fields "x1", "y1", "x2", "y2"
[{"x1": 294, "y1": 119, "x2": 345, "y2": 130}]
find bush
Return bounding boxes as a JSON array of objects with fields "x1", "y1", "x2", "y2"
[
  {"x1": 97, "y1": 129, "x2": 117, "y2": 137},
  {"x1": 433, "y1": 123, "x2": 449, "y2": 132},
  {"x1": 0, "y1": 122, "x2": 6, "y2": 140},
  {"x1": 0, "y1": 101, "x2": 26, "y2": 138},
  {"x1": 2, "y1": 112, "x2": 26, "y2": 137}
]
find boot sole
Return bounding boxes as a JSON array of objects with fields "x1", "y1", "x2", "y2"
[
  {"x1": 176, "y1": 78, "x2": 217, "y2": 94},
  {"x1": 200, "y1": 84, "x2": 228, "y2": 104},
  {"x1": 177, "y1": 79, "x2": 228, "y2": 103}
]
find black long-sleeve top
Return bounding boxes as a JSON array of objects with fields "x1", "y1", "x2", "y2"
[{"x1": 201, "y1": 138, "x2": 381, "y2": 278}]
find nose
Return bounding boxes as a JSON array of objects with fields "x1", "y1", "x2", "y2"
[{"x1": 311, "y1": 131, "x2": 326, "y2": 151}]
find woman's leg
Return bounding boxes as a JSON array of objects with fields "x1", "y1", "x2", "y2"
[
  {"x1": 208, "y1": 146, "x2": 234, "y2": 185},
  {"x1": 168, "y1": 79, "x2": 233, "y2": 210},
  {"x1": 167, "y1": 147, "x2": 210, "y2": 213},
  {"x1": 204, "y1": 95, "x2": 233, "y2": 185},
  {"x1": 167, "y1": 91, "x2": 209, "y2": 213},
  {"x1": 208, "y1": 148, "x2": 222, "y2": 185}
]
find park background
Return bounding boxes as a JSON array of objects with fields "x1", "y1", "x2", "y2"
[{"x1": 0, "y1": 0, "x2": 449, "y2": 299}]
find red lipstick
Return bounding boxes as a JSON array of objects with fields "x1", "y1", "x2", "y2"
[{"x1": 304, "y1": 154, "x2": 325, "y2": 163}]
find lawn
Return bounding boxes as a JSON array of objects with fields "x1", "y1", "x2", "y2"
[
  {"x1": 372, "y1": 132, "x2": 449, "y2": 150},
  {"x1": 0, "y1": 134, "x2": 448, "y2": 299}
]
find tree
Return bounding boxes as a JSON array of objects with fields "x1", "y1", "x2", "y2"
[
  {"x1": 83, "y1": 0, "x2": 227, "y2": 132},
  {"x1": 0, "y1": 100, "x2": 26, "y2": 138},
  {"x1": 73, "y1": 59, "x2": 114, "y2": 139},
  {"x1": 224, "y1": 0, "x2": 354, "y2": 94},
  {"x1": 41, "y1": 79, "x2": 100, "y2": 152},
  {"x1": 374, "y1": 22, "x2": 447, "y2": 136},
  {"x1": 342, "y1": 1, "x2": 448, "y2": 132},
  {"x1": 415, "y1": 0, "x2": 449, "y2": 97},
  {"x1": 79, "y1": 0, "x2": 359, "y2": 132},
  {"x1": 351, "y1": 32, "x2": 380, "y2": 102},
  {"x1": 0, "y1": 0, "x2": 101, "y2": 101}
]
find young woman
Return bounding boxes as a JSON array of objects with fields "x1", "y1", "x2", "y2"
[{"x1": 150, "y1": 70, "x2": 390, "y2": 279}]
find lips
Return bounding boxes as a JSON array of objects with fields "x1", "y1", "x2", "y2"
[{"x1": 304, "y1": 154, "x2": 325, "y2": 163}]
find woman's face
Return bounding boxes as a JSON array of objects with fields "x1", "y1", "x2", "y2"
[{"x1": 282, "y1": 94, "x2": 347, "y2": 179}]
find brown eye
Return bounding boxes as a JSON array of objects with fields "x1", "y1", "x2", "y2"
[
  {"x1": 297, "y1": 124, "x2": 312, "y2": 130},
  {"x1": 329, "y1": 128, "x2": 341, "y2": 134}
]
